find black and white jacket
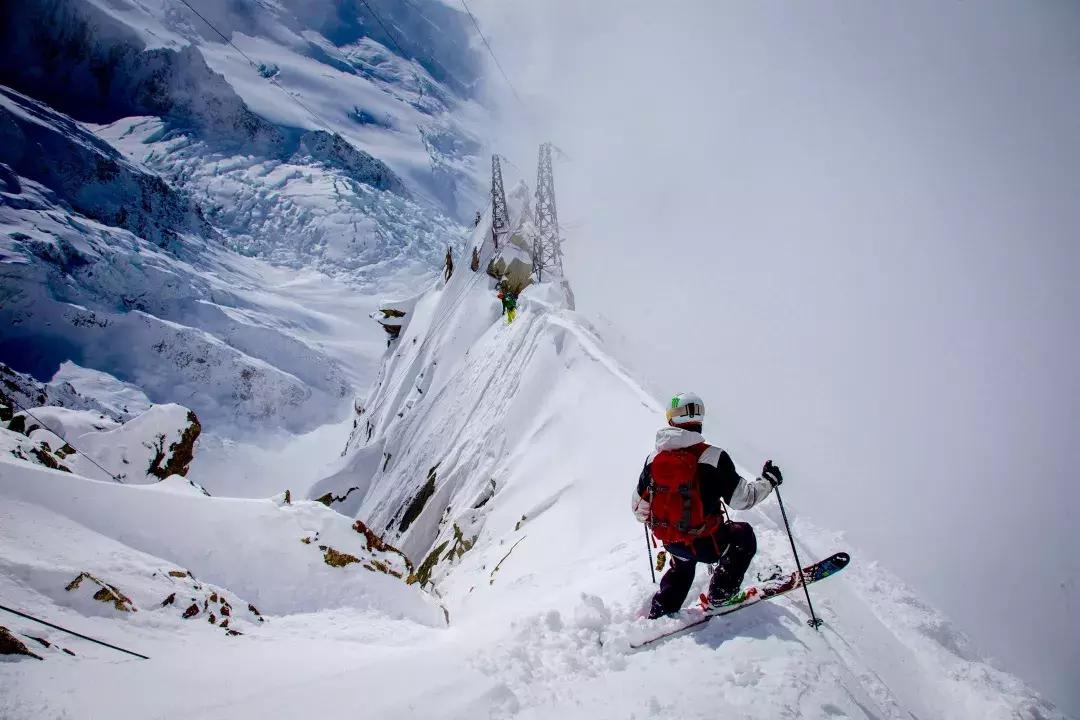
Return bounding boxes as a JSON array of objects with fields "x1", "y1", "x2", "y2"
[{"x1": 632, "y1": 426, "x2": 774, "y2": 522}]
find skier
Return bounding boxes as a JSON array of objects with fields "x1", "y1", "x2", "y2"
[
  {"x1": 633, "y1": 392, "x2": 783, "y2": 618},
  {"x1": 444, "y1": 245, "x2": 454, "y2": 282},
  {"x1": 497, "y1": 287, "x2": 517, "y2": 324},
  {"x1": 470, "y1": 246, "x2": 480, "y2": 272}
]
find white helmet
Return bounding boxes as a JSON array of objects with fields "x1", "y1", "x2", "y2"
[{"x1": 666, "y1": 391, "x2": 705, "y2": 427}]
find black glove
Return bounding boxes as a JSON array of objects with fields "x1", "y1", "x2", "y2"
[{"x1": 762, "y1": 460, "x2": 783, "y2": 487}]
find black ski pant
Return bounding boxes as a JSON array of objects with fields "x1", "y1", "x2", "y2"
[{"x1": 651, "y1": 521, "x2": 757, "y2": 615}]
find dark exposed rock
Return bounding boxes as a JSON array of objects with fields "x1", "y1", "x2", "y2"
[
  {"x1": 26, "y1": 636, "x2": 51, "y2": 649},
  {"x1": 7, "y1": 414, "x2": 26, "y2": 435},
  {"x1": 352, "y1": 519, "x2": 414, "y2": 575},
  {"x1": 322, "y1": 547, "x2": 360, "y2": 568},
  {"x1": 29, "y1": 445, "x2": 71, "y2": 472},
  {"x1": 443, "y1": 523, "x2": 476, "y2": 562},
  {"x1": 408, "y1": 540, "x2": 449, "y2": 588},
  {"x1": 316, "y1": 486, "x2": 361, "y2": 507},
  {"x1": 0, "y1": 626, "x2": 43, "y2": 660},
  {"x1": 292, "y1": 130, "x2": 408, "y2": 196},
  {"x1": 66, "y1": 572, "x2": 135, "y2": 612},
  {"x1": 182, "y1": 603, "x2": 199, "y2": 619},
  {"x1": 399, "y1": 465, "x2": 438, "y2": 533},
  {"x1": 147, "y1": 410, "x2": 202, "y2": 479}
]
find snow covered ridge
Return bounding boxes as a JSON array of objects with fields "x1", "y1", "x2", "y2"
[{"x1": 301, "y1": 211, "x2": 1064, "y2": 717}]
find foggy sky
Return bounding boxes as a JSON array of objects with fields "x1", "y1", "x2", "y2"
[{"x1": 474, "y1": 0, "x2": 1080, "y2": 713}]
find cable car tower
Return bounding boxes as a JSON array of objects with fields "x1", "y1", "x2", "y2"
[
  {"x1": 532, "y1": 142, "x2": 564, "y2": 282},
  {"x1": 491, "y1": 154, "x2": 510, "y2": 250}
]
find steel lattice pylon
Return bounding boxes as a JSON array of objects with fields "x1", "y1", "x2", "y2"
[
  {"x1": 532, "y1": 142, "x2": 563, "y2": 281},
  {"x1": 491, "y1": 154, "x2": 510, "y2": 249}
]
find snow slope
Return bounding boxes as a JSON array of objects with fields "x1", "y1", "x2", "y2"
[
  {"x1": 300, "y1": 212, "x2": 1063, "y2": 719},
  {"x1": 1, "y1": 212, "x2": 1067, "y2": 718}
]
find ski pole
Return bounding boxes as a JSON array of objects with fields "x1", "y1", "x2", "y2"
[
  {"x1": 645, "y1": 524, "x2": 656, "y2": 583},
  {"x1": 773, "y1": 487, "x2": 823, "y2": 629}
]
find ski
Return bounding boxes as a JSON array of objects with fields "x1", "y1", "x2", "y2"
[{"x1": 628, "y1": 551, "x2": 850, "y2": 649}]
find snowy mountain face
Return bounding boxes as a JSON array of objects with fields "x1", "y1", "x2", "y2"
[{"x1": 0, "y1": 0, "x2": 486, "y2": 436}]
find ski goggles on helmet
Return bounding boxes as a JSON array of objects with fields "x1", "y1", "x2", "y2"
[{"x1": 666, "y1": 402, "x2": 704, "y2": 423}]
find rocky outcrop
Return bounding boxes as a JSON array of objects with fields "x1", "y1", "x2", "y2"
[
  {"x1": 158, "y1": 571, "x2": 263, "y2": 634},
  {"x1": 353, "y1": 519, "x2": 414, "y2": 577},
  {"x1": 65, "y1": 572, "x2": 136, "y2": 612},
  {"x1": 293, "y1": 130, "x2": 408, "y2": 196},
  {"x1": 0, "y1": 627, "x2": 42, "y2": 660},
  {"x1": 398, "y1": 465, "x2": 438, "y2": 533},
  {"x1": 147, "y1": 410, "x2": 201, "y2": 479},
  {"x1": 321, "y1": 546, "x2": 360, "y2": 568}
]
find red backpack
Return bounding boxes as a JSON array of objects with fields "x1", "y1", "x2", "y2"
[{"x1": 648, "y1": 443, "x2": 723, "y2": 545}]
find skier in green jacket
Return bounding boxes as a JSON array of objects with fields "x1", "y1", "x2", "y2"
[{"x1": 498, "y1": 288, "x2": 517, "y2": 324}]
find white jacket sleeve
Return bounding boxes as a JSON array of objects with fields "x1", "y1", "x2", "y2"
[
  {"x1": 632, "y1": 489, "x2": 650, "y2": 523},
  {"x1": 727, "y1": 474, "x2": 774, "y2": 511}
]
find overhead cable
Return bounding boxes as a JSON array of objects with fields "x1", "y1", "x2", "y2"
[
  {"x1": 5, "y1": 395, "x2": 123, "y2": 483},
  {"x1": 172, "y1": 0, "x2": 338, "y2": 134},
  {"x1": 458, "y1": 0, "x2": 525, "y2": 106},
  {"x1": 0, "y1": 604, "x2": 150, "y2": 659}
]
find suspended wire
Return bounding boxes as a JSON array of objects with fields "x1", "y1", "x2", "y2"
[
  {"x1": 397, "y1": 0, "x2": 442, "y2": 34},
  {"x1": 393, "y1": 0, "x2": 479, "y2": 93},
  {"x1": 496, "y1": 152, "x2": 522, "y2": 174},
  {"x1": 354, "y1": 0, "x2": 428, "y2": 92},
  {"x1": 355, "y1": 0, "x2": 471, "y2": 98},
  {"x1": 5, "y1": 395, "x2": 123, "y2": 483},
  {"x1": 0, "y1": 604, "x2": 150, "y2": 659},
  {"x1": 356, "y1": 0, "x2": 412, "y2": 61},
  {"x1": 174, "y1": 0, "x2": 258, "y2": 66},
  {"x1": 172, "y1": 0, "x2": 338, "y2": 135},
  {"x1": 457, "y1": 0, "x2": 524, "y2": 106}
]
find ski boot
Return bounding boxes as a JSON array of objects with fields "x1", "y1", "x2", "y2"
[
  {"x1": 647, "y1": 597, "x2": 679, "y2": 620},
  {"x1": 701, "y1": 570, "x2": 751, "y2": 611}
]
